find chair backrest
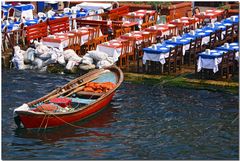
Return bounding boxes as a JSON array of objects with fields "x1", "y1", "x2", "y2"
[
  {"x1": 123, "y1": 15, "x2": 135, "y2": 22},
  {"x1": 195, "y1": 36, "x2": 202, "y2": 53},
  {"x1": 8, "y1": 7, "x2": 15, "y2": 18},
  {"x1": 168, "y1": 46, "x2": 177, "y2": 60},
  {"x1": 149, "y1": 31, "x2": 157, "y2": 45},
  {"x1": 232, "y1": 23, "x2": 239, "y2": 34},
  {"x1": 123, "y1": 27, "x2": 131, "y2": 34},
  {"x1": 115, "y1": 29, "x2": 123, "y2": 38},
  {"x1": 2, "y1": 25, "x2": 7, "y2": 33},
  {"x1": 127, "y1": 37, "x2": 136, "y2": 56},
  {"x1": 188, "y1": 39, "x2": 196, "y2": 53},
  {"x1": 228, "y1": 50, "x2": 235, "y2": 63},
  {"x1": 19, "y1": 22, "x2": 25, "y2": 36},
  {"x1": 176, "y1": 45, "x2": 183, "y2": 57},
  {"x1": 25, "y1": 22, "x2": 48, "y2": 45},
  {"x1": 48, "y1": 17, "x2": 70, "y2": 34},
  {"x1": 109, "y1": 13, "x2": 119, "y2": 21},
  {"x1": 142, "y1": 32, "x2": 151, "y2": 47},
  {"x1": 87, "y1": 28, "x2": 95, "y2": 46},
  {"x1": 94, "y1": 25, "x2": 101, "y2": 38},
  {"x1": 225, "y1": 25, "x2": 233, "y2": 40},
  {"x1": 209, "y1": 32, "x2": 216, "y2": 48},
  {"x1": 186, "y1": 10, "x2": 193, "y2": 17},
  {"x1": 141, "y1": 22, "x2": 149, "y2": 30},
  {"x1": 164, "y1": 33, "x2": 173, "y2": 40},
  {"x1": 221, "y1": 51, "x2": 229, "y2": 66},
  {"x1": 144, "y1": 13, "x2": 150, "y2": 23},
  {"x1": 1, "y1": 10, "x2": 5, "y2": 19},
  {"x1": 67, "y1": 33, "x2": 76, "y2": 48},
  {"x1": 120, "y1": 40, "x2": 129, "y2": 56},
  {"x1": 215, "y1": 29, "x2": 223, "y2": 42}
]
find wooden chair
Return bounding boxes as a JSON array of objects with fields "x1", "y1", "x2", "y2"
[
  {"x1": 195, "y1": 36, "x2": 203, "y2": 53},
  {"x1": 74, "y1": 32, "x2": 83, "y2": 56},
  {"x1": 186, "y1": 10, "x2": 193, "y2": 18},
  {"x1": 148, "y1": 12, "x2": 158, "y2": 25},
  {"x1": 207, "y1": 32, "x2": 217, "y2": 49},
  {"x1": 118, "y1": 40, "x2": 129, "y2": 69},
  {"x1": 224, "y1": 25, "x2": 234, "y2": 43},
  {"x1": 11, "y1": 22, "x2": 25, "y2": 47},
  {"x1": 85, "y1": 28, "x2": 95, "y2": 51},
  {"x1": 218, "y1": 51, "x2": 230, "y2": 80},
  {"x1": 227, "y1": 50, "x2": 235, "y2": 77},
  {"x1": 65, "y1": 34, "x2": 76, "y2": 50},
  {"x1": 215, "y1": 29, "x2": 224, "y2": 47},
  {"x1": 127, "y1": 37, "x2": 137, "y2": 68},
  {"x1": 175, "y1": 45, "x2": 183, "y2": 70},
  {"x1": 164, "y1": 33, "x2": 174, "y2": 40},
  {"x1": 1, "y1": 10, "x2": 6, "y2": 20},
  {"x1": 185, "y1": 39, "x2": 196, "y2": 66},
  {"x1": 7, "y1": 7, "x2": 15, "y2": 20},
  {"x1": 141, "y1": 22, "x2": 149, "y2": 30},
  {"x1": 123, "y1": 15, "x2": 135, "y2": 22},
  {"x1": 143, "y1": 13, "x2": 150, "y2": 23},
  {"x1": 1, "y1": 25, "x2": 9, "y2": 52},
  {"x1": 164, "y1": 46, "x2": 177, "y2": 74},
  {"x1": 232, "y1": 23, "x2": 239, "y2": 42},
  {"x1": 48, "y1": 17, "x2": 70, "y2": 35},
  {"x1": 25, "y1": 22, "x2": 48, "y2": 46},
  {"x1": 149, "y1": 31, "x2": 158, "y2": 45},
  {"x1": 109, "y1": 13, "x2": 120, "y2": 21},
  {"x1": 112, "y1": 23, "x2": 123, "y2": 38},
  {"x1": 218, "y1": 9, "x2": 229, "y2": 21},
  {"x1": 122, "y1": 27, "x2": 131, "y2": 34},
  {"x1": 142, "y1": 32, "x2": 151, "y2": 47},
  {"x1": 136, "y1": 41, "x2": 144, "y2": 73}
]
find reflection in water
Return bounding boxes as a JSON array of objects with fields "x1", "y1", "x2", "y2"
[
  {"x1": 13, "y1": 106, "x2": 117, "y2": 144},
  {"x1": 2, "y1": 69, "x2": 239, "y2": 160}
]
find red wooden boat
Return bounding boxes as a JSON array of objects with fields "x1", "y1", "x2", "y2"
[{"x1": 14, "y1": 65, "x2": 124, "y2": 129}]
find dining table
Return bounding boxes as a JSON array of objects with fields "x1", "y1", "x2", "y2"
[
  {"x1": 216, "y1": 42, "x2": 239, "y2": 61},
  {"x1": 14, "y1": 4, "x2": 34, "y2": 19},
  {"x1": 195, "y1": 9, "x2": 223, "y2": 23},
  {"x1": 197, "y1": 49, "x2": 226, "y2": 73},
  {"x1": 96, "y1": 38, "x2": 125, "y2": 62}
]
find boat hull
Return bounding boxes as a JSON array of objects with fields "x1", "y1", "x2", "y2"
[
  {"x1": 18, "y1": 93, "x2": 115, "y2": 129},
  {"x1": 14, "y1": 65, "x2": 124, "y2": 129}
]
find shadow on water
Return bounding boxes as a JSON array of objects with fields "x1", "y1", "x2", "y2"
[{"x1": 2, "y1": 69, "x2": 239, "y2": 160}]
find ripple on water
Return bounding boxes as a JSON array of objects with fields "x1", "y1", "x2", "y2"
[{"x1": 2, "y1": 69, "x2": 239, "y2": 160}]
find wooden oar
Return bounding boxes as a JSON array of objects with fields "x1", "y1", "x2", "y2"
[
  {"x1": 44, "y1": 69, "x2": 108, "y2": 102},
  {"x1": 65, "y1": 86, "x2": 85, "y2": 97}
]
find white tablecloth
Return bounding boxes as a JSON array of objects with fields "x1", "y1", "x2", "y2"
[
  {"x1": 143, "y1": 51, "x2": 169, "y2": 65},
  {"x1": 77, "y1": 2, "x2": 112, "y2": 10},
  {"x1": 197, "y1": 57, "x2": 222, "y2": 73},
  {"x1": 96, "y1": 45, "x2": 122, "y2": 62},
  {"x1": 42, "y1": 40, "x2": 69, "y2": 51}
]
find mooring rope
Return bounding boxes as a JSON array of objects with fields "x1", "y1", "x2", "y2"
[{"x1": 51, "y1": 113, "x2": 84, "y2": 128}]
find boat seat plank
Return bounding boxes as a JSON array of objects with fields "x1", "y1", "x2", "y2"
[
  {"x1": 68, "y1": 97, "x2": 96, "y2": 104},
  {"x1": 76, "y1": 91, "x2": 105, "y2": 97}
]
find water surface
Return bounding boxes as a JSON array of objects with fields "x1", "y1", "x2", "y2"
[{"x1": 2, "y1": 69, "x2": 239, "y2": 160}]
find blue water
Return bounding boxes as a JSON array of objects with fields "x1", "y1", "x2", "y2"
[{"x1": 2, "y1": 69, "x2": 239, "y2": 160}]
